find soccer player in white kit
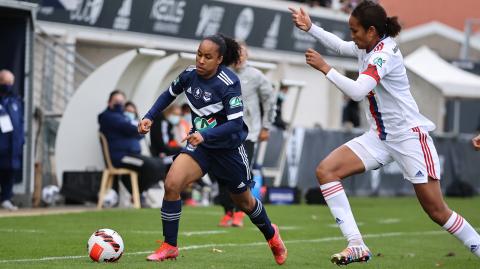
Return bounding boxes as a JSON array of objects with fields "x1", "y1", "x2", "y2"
[{"x1": 290, "y1": 1, "x2": 480, "y2": 265}]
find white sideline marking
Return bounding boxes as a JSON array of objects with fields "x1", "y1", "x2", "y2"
[
  {"x1": 0, "y1": 230, "x2": 447, "y2": 264},
  {"x1": 0, "y1": 229, "x2": 44, "y2": 233},
  {"x1": 379, "y1": 218, "x2": 401, "y2": 224},
  {"x1": 130, "y1": 230, "x2": 227, "y2": 236}
]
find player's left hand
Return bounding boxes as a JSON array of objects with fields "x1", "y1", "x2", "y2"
[
  {"x1": 472, "y1": 134, "x2": 480, "y2": 151},
  {"x1": 305, "y1": 48, "x2": 331, "y2": 74},
  {"x1": 258, "y1": 128, "x2": 270, "y2": 142},
  {"x1": 182, "y1": 131, "x2": 204, "y2": 146}
]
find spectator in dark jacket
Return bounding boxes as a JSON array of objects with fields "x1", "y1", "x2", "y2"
[
  {"x1": 0, "y1": 70, "x2": 22, "y2": 211},
  {"x1": 98, "y1": 90, "x2": 165, "y2": 194}
]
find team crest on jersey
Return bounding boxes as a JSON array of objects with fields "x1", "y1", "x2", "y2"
[
  {"x1": 193, "y1": 87, "x2": 203, "y2": 99},
  {"x1": 202, "y1": 91, "x2": 212, "y2": 102},
  {"x1": 229, "y1": 96, "x2": 243, "y2": 108},
  {"x1": 373, "y1": 57, "x2": 386, "y2": 68},
  {"x1": 194, "y1": 116, "x2": 217, "y2": 131},
  {"x1": 172, "y1": 76, "x2": 180, "y2": 86}
]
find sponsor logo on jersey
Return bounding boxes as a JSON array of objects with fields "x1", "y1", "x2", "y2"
[
  {"x1": 229, "y1": 96, "x2": 243, "y2": 108},
  {"x1": 194, "y1": 116, "x2": 217, "y2": 131},
  {"x1": 193, "y1": 87, "x2": 203, "y2": 99},
  {"x1": 373, "y1": 57, "x2": 386, "y2": 68},
  {"x1": 202, "y1": 91, "x2": 212, "y2": 102}
]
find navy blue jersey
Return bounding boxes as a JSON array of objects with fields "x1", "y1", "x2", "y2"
[{"x1": 145, "y1": 65, "x2": 248, "y2": 149}]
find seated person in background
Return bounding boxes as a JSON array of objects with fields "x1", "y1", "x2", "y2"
[
  {"x1": 98, "y1": 90, "x2": 165, "y2": 195},
  {"x1": 149, "y1": 104, "x2": 183, "y2": 158}
]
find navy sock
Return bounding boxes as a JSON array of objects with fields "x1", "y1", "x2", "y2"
[
  {"x1": 247, "y1": 199, "x2": 275, "y2": 240},
  {"x1": 161, "y1": 199, "x2": 182, "y2": 247}
]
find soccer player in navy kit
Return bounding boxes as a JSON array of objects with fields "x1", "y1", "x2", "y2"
[{"x1": 138, "y1": 34, "x2": 287, "y2": 265}]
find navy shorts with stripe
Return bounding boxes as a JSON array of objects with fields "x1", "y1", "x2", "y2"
[{"x1": 180, "y1": 143, "x2": 253, "y2": 194}]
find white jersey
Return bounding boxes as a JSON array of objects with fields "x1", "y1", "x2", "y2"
[{"x1": 356, "y1": 37, "x2": 435, "y2": 140}]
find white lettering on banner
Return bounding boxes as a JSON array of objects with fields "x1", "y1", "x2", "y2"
[
  {"x1": 263, "y1": 13, "x2": 281, "y2": 49},
  {"x1": 234, "y1": 8, "x2": 254, "y2": 41},
  {"x1": 195, "y1": 5, "x2": 225, "y2": 37},
  {"x1": 270, "y1": 192, "x2": 294, "y2": 202},
  {"x1": 69, "y1": 0, "x2": 104, "y2": 25},
  {"x1": 150, "y1": 0, "x2": 186, "y2": 34},
  {"x1": 113, "y1": 0, "x2": 132, "y2": 30},
  {"x1": 292, "y1": 21, "x2": 318, "y2": 51}
]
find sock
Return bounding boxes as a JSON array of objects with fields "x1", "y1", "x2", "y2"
[
  {"x1": 320, "y1": 181, "x2": 364, "y2": 246},
  {"x1": 161, "y1": 200, "x2": 182, "y2": 247},
  {"x1": 248, "y1": 198, "x2": 275, "y2": 240},
  {"x1": 442, "y1": 211, "x2": 480, "y2": 257}
]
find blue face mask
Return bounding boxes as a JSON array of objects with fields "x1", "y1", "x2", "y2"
[
  {"x1": 124, "y1": 111, "x2": 136, "y2": 121},
  {"x1": 278, "y1": 92, "x2": 286, "y2": 101},
  {"x1": 183, "y1": 114, "x2": 192, "y2": 123},
  {"x1": 167, "y1": 115, "x2": 181, "y2": 126}
]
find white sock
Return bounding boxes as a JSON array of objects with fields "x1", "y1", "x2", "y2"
[
  {"x1": 320, "y1": 181, "x2": 364, "y2": 247},
  {"x1": 442, "y1": 211, "x2": 480, "y2": 257}
]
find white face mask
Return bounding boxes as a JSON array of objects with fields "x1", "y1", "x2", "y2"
[
  {"x1": 124, "y1": 111, "x2": 136, "y2": 121},
  {"x1": 183, "y1": 114, "x2": 192, "y2": 123},
  {"x1": 167, "y1": 115, "x2": 181, "y2": 126}
]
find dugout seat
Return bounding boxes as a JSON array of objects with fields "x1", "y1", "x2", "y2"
[{"x1": 97, "y1": 132, "x2": 141, "y2": 209}]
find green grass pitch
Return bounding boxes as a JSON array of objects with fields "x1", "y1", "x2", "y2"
[{"x1": 0, "y1": 197, "x2": 479, "y2": 269}]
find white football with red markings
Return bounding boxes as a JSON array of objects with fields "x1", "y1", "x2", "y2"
[{"x1": 87, "y1": 228, "x2": 124, "y2": 262}]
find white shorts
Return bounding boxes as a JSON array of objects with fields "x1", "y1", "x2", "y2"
[{"x1": 345, "y1": 127, "x2": 440, "y2": 184}]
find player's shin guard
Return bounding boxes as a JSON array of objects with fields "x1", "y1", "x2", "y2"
[
  {"x1": 442, "y1": 211, "x2": 480, "y2": 257},
  {"x1": 161, "y1": 200, "x2": 182, "y2": 247},
  {"x1": 247, "y1": 198, "x2": 275, "y2": 240},
  {"x1": 320, "y1": 181, "x2": 364, "y2": 246}
]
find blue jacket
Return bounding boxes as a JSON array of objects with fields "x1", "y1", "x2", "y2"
[
  {"x1": 0, "y1": 94, "x2": 24, "y2": 170},
  {"x1": 98, "y1": 107, "x2": 143, "y2": 167}
]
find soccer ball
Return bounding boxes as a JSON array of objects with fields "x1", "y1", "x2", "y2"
[{"x1": 87, "y1": 228, "x2": 124, "y2": 262}]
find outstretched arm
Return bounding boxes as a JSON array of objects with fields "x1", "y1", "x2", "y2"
[
  {"x1": 305, "y1": 48, "x2": 376, "y2": 101},
  {"x1": 289, "y1": 7, "x2": 358, "y2": 56}
]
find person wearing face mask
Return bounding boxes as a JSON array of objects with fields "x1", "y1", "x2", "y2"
[
  {"x1": 149, "y1": 105, "x2": 183, "y2": 159},
  {"x1": 98, "y1": 90, "x2": 165, "y2": 200},
  {"x1": 124, "y1": 101, "x2": 139, "y2": 123},
  {"x1": 0, "y1": 69, "x2": 22, "y2": 211}
]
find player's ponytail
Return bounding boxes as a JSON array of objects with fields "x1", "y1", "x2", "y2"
[
  {"x1": 352, "y1": 0, "x2": 402, "y2": 38},
  {"x1": 385, "y1": 16, "x2": 401, "y2": 37},
  {"x1": 203, "y1": 34, "x2": 240, "y2": 66}
]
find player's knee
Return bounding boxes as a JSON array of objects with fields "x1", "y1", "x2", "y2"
[
  {"x1": 315, "y1": 163, "x2": 336, "y2": 184},
  {"x1": 164, "y1": 177, "x2": 182, "y2": 197}
]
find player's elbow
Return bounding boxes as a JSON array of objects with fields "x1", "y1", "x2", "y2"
[{"x1": 350, "y1": 95, "x2": 364, "y2": 102}]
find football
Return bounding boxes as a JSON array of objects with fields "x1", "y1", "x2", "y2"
[{"x1": 87, "y1": 228, "x2": 124, "y2": 262}]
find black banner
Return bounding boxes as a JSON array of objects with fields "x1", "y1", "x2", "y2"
[{"x1": 38, "y1": 0, "x2": 351, "y2": 57}]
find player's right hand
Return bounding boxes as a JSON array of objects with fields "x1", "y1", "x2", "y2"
[
  {"x1": 472, "y1": 134, "x2": 480, "y2": 151},
  {"x1": 138, "y1": 118, "x2": 152, "y2": 134},
  {"x1": 288, "y1": 7, "x2": 312, "y2": 32}
]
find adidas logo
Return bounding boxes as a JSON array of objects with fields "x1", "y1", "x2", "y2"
[
  {"x1": 415, "y1": 170, "x2": 424, "y2": 177},
  {"x1": 470, "y1": 244, "x2": 479, "y2": 253},
  {"x1": 335, "y1": 218, "x2": 344, "y2": 225},
  {"x1": 237, "y1": 182, "x2": 246, "y2": 189}
]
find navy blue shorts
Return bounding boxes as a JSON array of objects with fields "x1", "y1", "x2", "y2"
[{"x1": 180, "y1": 143, "x2": 252, "y2": 194}]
